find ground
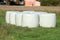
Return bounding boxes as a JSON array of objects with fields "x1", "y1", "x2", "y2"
[
  {"x1": 0, "y1": 10, "x2": 60, "y2": 40},
  {"x1": 0, "y1": 6, "x2": 60, "y2": 11}
]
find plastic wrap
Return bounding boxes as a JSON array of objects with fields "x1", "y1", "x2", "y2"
[
  {"x1": 6, "y1": 11, "x2": 10, "y2": 23},
  {"x1": 15, "y1": 12, "x2": 23, "y2": 26},
  {"x1": 22, "y1": 13, "x2": 39, "y2": 28},
  {"x1": 40, "y1": 13, "x2": 56, "y2": 28},
  {"x1": 9, "y1": 11, "x2": 18, "y2": 25}
]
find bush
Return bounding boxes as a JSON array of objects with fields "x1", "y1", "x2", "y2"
[{"x1": 38, "y1": 0, "x2": 60, "y2": 6}]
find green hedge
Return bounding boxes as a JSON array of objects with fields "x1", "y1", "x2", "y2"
[{"x1": 38, "y1": 0, "x2": 60, "y2": 6}]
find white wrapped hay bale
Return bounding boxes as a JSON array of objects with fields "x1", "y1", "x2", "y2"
[
  {"x1": 40, "y1": 13, "x2": 56, "y2": 28},
  {"x1": 23, "y1": 11, "x2": 35, "y2": 15},
  {"x1": 6, "y1": 11, "x2": 18, "y2": 24},
  {"x1": 6, "y1": 11, "x2": 10, "y2": 23},
  {"x1": 36, "y1": 11, "x2": 48, "y2": 15},
  {"x1": 15, "y1": 12, "x2": 23, "y2": 26},
  {"x1": 34, "y1": 12, "x2": 48, "y2": 25},
  {"x1": 9, "y1": 11, "x2": 18, "y2": 25},
  {"x1": 22, "y1": 13, "x2": 39, "y2": 28}
]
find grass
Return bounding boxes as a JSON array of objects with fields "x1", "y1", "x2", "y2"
[{"x1": 0, "y1": 10, "x2": 60, "y2": 40}]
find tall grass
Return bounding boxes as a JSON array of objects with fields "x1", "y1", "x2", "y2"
[{"x1": 0, "y1": 10, "x2": 60, "y2": 40}]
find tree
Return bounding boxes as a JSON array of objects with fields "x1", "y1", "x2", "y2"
[{"x1": 38, "y1": 0, "x2": 60, "y2": 6}]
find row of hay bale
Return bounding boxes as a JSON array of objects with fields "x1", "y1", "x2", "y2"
[{"x1": 6, "y1": 11, "x2": 56, "y2": 28}]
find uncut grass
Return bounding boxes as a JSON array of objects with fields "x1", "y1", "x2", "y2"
[{"x1": 0, "y1": 10, "x2": 60, "y2": 40}]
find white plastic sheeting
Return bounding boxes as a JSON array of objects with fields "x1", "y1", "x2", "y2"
[
  {"x1": 22, "y1": 13, "x2": 39, "y2": 28},
  {"x1": 23, "y1": 11, "x2": 35, "y2": 13},
  {"x1": 34, "y1": 12, "x2": 48, "y2": 15},
  {"x1": 34, "y1": 12, "x2": 48, "y2": 25},
  {"x1": 6, "y1": 11, "x2": 10, "y2": 23},
  {"x1": 15, "y1": 12, "x2": 23, "y2": 26},
  {"x1": 6, "y1": 11, "x2": 18, "y2": 24},
  {"x1": 9, "y1": 11, "x2": 18, "y2": 25},
  {"x1": 40, "y1": 13, "x2": 56, "y2": 28}
]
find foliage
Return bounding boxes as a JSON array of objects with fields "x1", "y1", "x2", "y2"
[
  {"x1": 0, "y1": 10, "x2": 60, "y2": 40},
  {"x1": 38, "y1": 0, "x2": 60, "y2": 6}
]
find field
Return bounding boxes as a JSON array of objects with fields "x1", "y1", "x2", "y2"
[{"x1": 0, "y1": 10, "x2": 60, "y2": 40}]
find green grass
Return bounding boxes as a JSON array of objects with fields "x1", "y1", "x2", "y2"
[{"x1": 0, "y1": 10, "x2": 60, "y2": 40}]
